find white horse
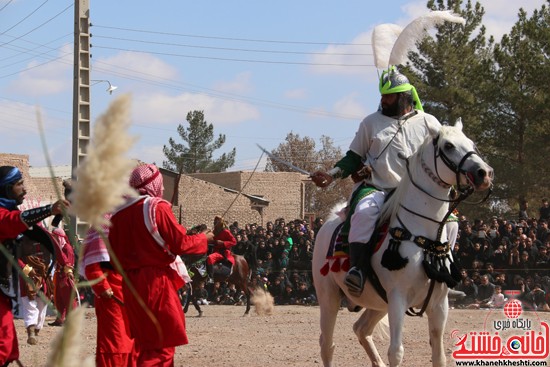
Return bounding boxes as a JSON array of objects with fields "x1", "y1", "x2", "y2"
[{"x1": 312, "y1": 120, "x2": 493, "y2": 367}]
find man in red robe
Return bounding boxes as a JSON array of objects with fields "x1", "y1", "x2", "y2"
[
  {"x1": 48, "y1": 227, "x2": 77, "y2": 326},
  {"x1": 108, "y1": 164, "x2": 213, "y2": 367},
  {"x1": 206, "y1": 216, "x2": 237, "y2": 277},
  {"x1": 81, "y1": 214, "x2": 136, "y2": 367},
  {"x1": 0, "y1": 166, "x2": 69, "y2": 366}
]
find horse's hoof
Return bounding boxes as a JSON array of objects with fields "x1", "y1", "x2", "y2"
[{"x1": 198, "y1": 311, "x2": 203, "y2": 317}]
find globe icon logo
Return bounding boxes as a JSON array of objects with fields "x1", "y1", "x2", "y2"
[
  {"x1": 509, "y1": 339, "x2": 521, "y2": 351},
  {"x1": 503, "y1": 300, "x2": 522, "y2": 318}
]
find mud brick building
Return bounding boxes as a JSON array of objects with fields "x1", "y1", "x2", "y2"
[{"x1": 0, "y1": 153, "x2": 309, "y2": 233}]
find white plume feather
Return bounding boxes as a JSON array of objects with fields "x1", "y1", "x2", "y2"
[
  {"x1": 388, "y1": 10, "x2": 465, "y2": 66},
  {"x1": 372, "y1": 23, "x2": 403, "y2": 69}
]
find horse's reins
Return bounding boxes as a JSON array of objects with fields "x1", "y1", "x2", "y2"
[{"x1": 393, "y1": 134, "x2": 480, "y2": 316}]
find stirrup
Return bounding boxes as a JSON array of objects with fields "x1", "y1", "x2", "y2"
[{"x1": 344, "y1": 267, "x2": 364, "y2": 296}]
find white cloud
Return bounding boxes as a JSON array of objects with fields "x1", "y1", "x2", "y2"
[
  {"x1": 212, "y1": 72, "x2": 254, "y2": 94},
  {"x1": 130, "y1": 143, "x2": 165, "y2": 166},
  {"x1": 332, "y1": 93, "x2": 368, "y2": 118},
  {"x1": 95, "y1": 51, "x2": 179, "y2": 82},
  {"x1": 478, "y1": 0, "x2": 545, "y2": 40},
  {"x1": 309, "y1": 32, "x2": 374, "y2": 76},
  {"x1": 284, "y1": 88, "x2": 308, "y2": 100},
  {"x1": 9, "y1": 44, "x2": 73, "y2": 97},
  {"x1": 132, "y1": 92, "x2": 260, "y2": 126}
]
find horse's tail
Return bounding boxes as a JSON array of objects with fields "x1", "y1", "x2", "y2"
[{"x1": 374, "y1": 315, "x2": 389, "y2": 340}]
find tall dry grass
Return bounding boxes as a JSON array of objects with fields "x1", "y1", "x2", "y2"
[
  {"x1": 70, "y1": 94, "x2": 137, "y2": 229},
  {"x1": 46, "y1": 306, "x2": 95, "y2": 367}
]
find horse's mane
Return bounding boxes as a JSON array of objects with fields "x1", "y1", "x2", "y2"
[{"x1": 379, "y1": 125, "x2": 454, "y2": 224}]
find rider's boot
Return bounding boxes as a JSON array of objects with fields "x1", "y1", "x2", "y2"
[{"x1": 344, "y1": 242, "x2": 367, "y2": 297}]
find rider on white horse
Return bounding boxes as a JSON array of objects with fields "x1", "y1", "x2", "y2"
[{"x1": 311, "y1": 66, "x2": 441, "y2": 296}]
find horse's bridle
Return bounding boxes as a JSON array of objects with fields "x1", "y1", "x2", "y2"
[
  {"x1": 401, "y1": 133, "x2": 491, "y2": 241},
  {"x1": 432, "y1": 135, "x2": 478, "y2": 195}
]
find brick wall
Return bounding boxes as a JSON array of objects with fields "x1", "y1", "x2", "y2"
[
  {"x1": 1, "y1": 153, "x2": 307, "y2": 229},
  {"x1": 0, "y1": 153, "x2": 63, "y2": 208},
  {"x1": 188, "y1": 171, "x2": 306, "y2": 227}
]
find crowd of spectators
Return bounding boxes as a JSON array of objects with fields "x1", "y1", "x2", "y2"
[
  {"x1": 187, "y1": 198, "x2": 550, "y2": 312},
  {"x1": 451, "y1": 198, "x2": 550, "y2": 311},
  {"x1": 195, "y1": 217, "x2": 322, "y2": 307}
]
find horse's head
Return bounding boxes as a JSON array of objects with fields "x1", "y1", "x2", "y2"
[{"x1": 430, "y1": 118, "x2": 493, "y2": 193}]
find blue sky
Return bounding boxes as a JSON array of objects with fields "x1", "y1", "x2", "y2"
[{"x1": 0, "y1": 0, "x2": 545, "y2": 172}]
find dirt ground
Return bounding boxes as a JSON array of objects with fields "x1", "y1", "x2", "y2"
[{"x1": 13, "y1": 305, "x2": 547, "y2": 367}]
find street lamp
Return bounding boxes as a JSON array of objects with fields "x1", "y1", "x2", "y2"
[{"x1": 91, "y1": 79, "x2": 118, "y2": 94}]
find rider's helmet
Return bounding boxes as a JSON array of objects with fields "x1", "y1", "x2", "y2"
[{"x1": 379, "y1": 66, "x2": 423, "y2": 111}]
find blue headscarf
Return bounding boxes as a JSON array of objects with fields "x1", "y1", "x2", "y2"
[{"x1": 0, "y1": 166, "x2": 23, "y2": 210}]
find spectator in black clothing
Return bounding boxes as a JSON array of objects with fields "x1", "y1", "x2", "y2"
[
  {"x1": 519, "y1": 199, "x2": 529, "y2": 221},
  {"x1": 524, "y1": 283, "x2": 549, "y2": 311},
  {"x1": 539, "y1": 198, "x2": 550, "y2": 221},
  {"x1": 482, "y1": 262, "x2": 497, "y2": 283},
  {"x1": 491, "y1": 242, "x2": 509, "y2": 271},
  {"x1": 520, "y1": 235, "x2": 539, "y2": 261},
  {"x1": 313, "y1": 218, "x2": 324, "y2": 237},
  {"x1": 535, "y1": 246, "x2": 549, "y2": 274},
  {"x1": 473, "y1": 274, "x2": 495, "y2": 306},
  {"x1": 516, "y1": 250, "x2": 536, "y2": 279},
  {"x1": 455, "y1": 277, "x2": 478, "y2": 308},
  {"x1": 279, "y1": 284, "x2": 296, "y2": 305},
  {"x1": 256, "y1": 240, "x2": 269, "y2": 262},
  {"x1": 268, "y1": 277, "x2": 285, "y2": 304},
  {"x1": 276, "y1": 250, "x2": 289, "y2": 271},
  {"x1": 294, "y1": 281, "x2": 317, "y2": 305},
  {"x1": 232, "y1": 233, "x2": 247, "y2": 256},
  {"x1": 536, "y1": 220, "x2": 550, "y2": 243},
  {"x1": 499, "y1": 222, "x2": 515, "y2": 243},
  {"x1": 493, "y1": 272, "x2": 509, "y2": 292}
]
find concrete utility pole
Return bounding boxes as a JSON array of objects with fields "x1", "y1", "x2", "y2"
[{"x1": 71, "y1": 0, "x2": 91, "y2": 243}]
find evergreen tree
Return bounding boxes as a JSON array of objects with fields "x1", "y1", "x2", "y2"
[
  {"x1": 487, "y1": 3, "x2": 550, "y2": 206},
  {"x1": 163, "y1": 110, "x2": 236, "y2": 173},
  {"x1": 406, "y1": 0, "x2": 493, "y2": 136}
]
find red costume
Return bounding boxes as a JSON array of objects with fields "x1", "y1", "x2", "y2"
[
  {"x1": 207, "y1": 225, "x2": 237, "y2": 266},
  {"x1": 50, "y1": 227, "x2": 77, "y2": 325},
  {"x1": 0, "y1": 206, "x2": 28, "y2": 365},
  {"x1": 108, "y1": 164, "x2": 208, "y2": 367},
  {"x1": 82, "y1": 216, "x2": 136, "y2": 367},
  {"x1": 1, "y1": 165, "x2": 67, "y2": 365}
]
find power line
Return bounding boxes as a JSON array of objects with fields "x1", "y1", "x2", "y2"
[
  {"x1": 92, "y1": 34, "x2": 372, "y2": 56},
  {"x1": 0, "y1": 0, "x2": 14, "y2": 13},
  {"x1": 0, "y1": 3, "x2": 72, "y2": 48},
  {"x1": 92, "y1": 45, "x2": 373, "y2": 67},
  {"x1": 0, "y1": 0, "x2": 50, "y2": 36},
  {"x1": 92, "y1": 24, "x2": 372, "y2": 46}
]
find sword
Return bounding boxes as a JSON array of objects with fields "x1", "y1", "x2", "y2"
[{"x1": 256, "y1": 144, "x2": 311, "y2": 176}]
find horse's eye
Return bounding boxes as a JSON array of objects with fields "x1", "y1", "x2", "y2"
[{"x1": 444, "y1": 142, "x2": 454, "y2": 150}]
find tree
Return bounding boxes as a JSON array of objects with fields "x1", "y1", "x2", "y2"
[
  {"x1": 407, "y1": 0, "x2": 493, "y2": 135},
  {"x1": 163, "y1": 110, "x2": 236, "y2": 173},
  {"x1": 311, "y1": 136, "x2": 354, "y2": 219},
  {"x1": 406, "y1": 0, "x2": 550, "y2": 219},
  {"x1": 405, "y1": 0, "x2": 496, "y2": 219},
  {"x1": 486, "y1": 3, "x2": 550, "y2": 210},
  {"x1": 266, "y1": 133, "x2": 352, "y2": 219}
]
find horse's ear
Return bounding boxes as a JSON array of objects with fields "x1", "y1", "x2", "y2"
[{"x1": 455, "y1": 117, "x2": 463, "y2": 131}]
